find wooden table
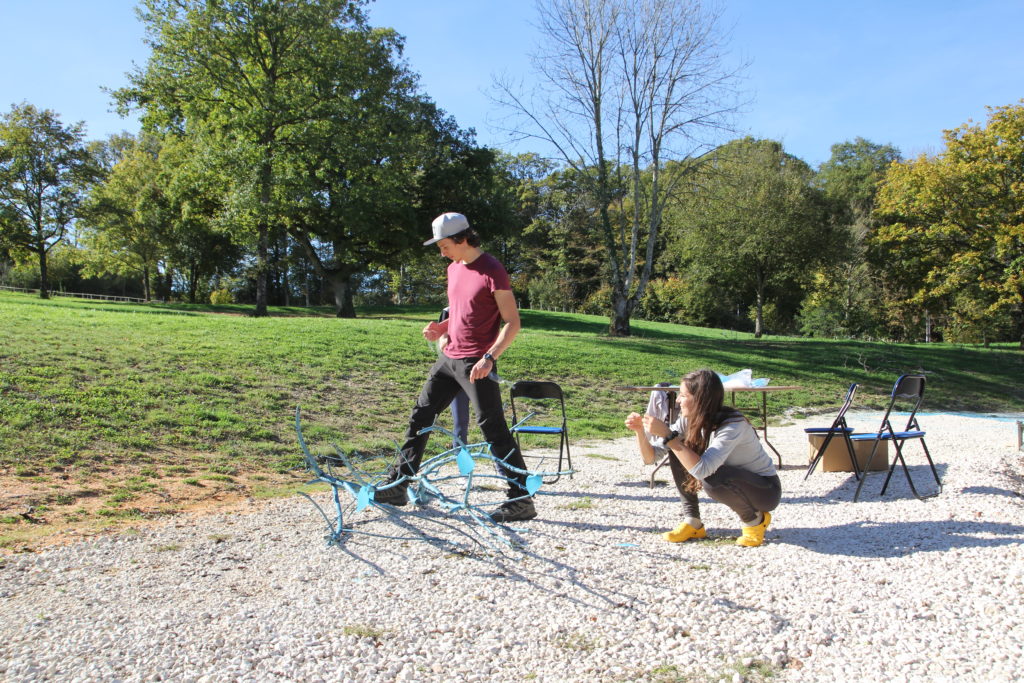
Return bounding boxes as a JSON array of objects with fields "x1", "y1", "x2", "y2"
[{"x1": 615, "y1": 385, "x2": 802, "y2": 466}]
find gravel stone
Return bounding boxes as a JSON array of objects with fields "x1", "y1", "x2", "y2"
[{"x1": 1, "y1": 413, "x2": 1023, "y2": 681}]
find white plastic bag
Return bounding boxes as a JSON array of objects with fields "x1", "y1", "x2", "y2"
[{"x1": 716, "y1": 369, "x2": 771, "y2": 389}]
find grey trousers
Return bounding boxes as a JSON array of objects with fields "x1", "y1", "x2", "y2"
[{"x1": 668, "y1": 452, "x2": 781, "y2": 523}]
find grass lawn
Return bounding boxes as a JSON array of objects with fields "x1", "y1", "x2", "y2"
[{"x1": 2, "y1": 290, "x2": 1022, "y2": 549}]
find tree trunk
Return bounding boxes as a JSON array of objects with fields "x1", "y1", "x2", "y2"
[
  {"x1": 754, "y1": 295, "x2": 764, "y2": 338},
  {"x1": 282, "y1": 251, "x2": 290, "y2": 307},
  {"x1": 142, "y1": 263, "x2": 151, "y2": 302},
  {"x1": 37, "y1": 246, "x2": 49, "y2": 299},
  {"x1": 328, "y1": 269, "x2": 355, "y2": 318},
  {"x1": 754, "y1": 268, "x2": 765, "y2": 338},
  {"x1": 290, "y1": 230, "x2": 355, "y2": 317},
  {"x1": 609, "y1": 291, "x2": 632, "y2": 336},
  {"x1": 253, "y1": 147, "x2": 272, "y2": 317},
  {"x1": 188, "y1": 258, "x2": 198, "y2": 303}
]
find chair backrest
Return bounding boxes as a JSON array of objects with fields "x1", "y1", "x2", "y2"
[
  {"x1": 510, "y1": 381, "x2": 567, "y2": 428},
  {"x1": 882, "y1": 374, "x2": 926, "y2": 431},
  {"x1": 510, "y1": 381, "x2": 564, "y2": 401},
  {"x1": 831, "y1": 383, "x2": 858, "y2": 425}
]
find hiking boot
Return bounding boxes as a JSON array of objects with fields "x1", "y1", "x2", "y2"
[
  {"x1": 663, "y1": 522, "x2": 707, "y2": 543},
  {"x1": 374, "y1": 482, "x2": 408, "y2": 507},
  {"x1": 736, "y1": 511, "x2": 772, "y2": 547},
  {"x1": 490, "y1": 497, "x2": 537, "y2": 523}
]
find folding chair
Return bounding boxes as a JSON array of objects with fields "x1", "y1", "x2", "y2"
[
  {"x1": 850, "y1": 374, "x2": 942, "y2": 502},
  {"x1": 804, "y1": 383, "x2": 860, "y2": 480},
  {"x1": 509, "y1": 380, "x2": 572, "y2": 483}
]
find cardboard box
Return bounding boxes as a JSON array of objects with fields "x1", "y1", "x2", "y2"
[{"x1": 808, "y1": 433, "x2": 889, "y2": 472}]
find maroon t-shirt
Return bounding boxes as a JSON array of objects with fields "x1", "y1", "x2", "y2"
[{"x1": 443, "y1": 252, "x2": 511, "y2": 359}]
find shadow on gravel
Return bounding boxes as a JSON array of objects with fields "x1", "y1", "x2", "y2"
[
  {"x1": 775, "y1": 519, "x2": 1024, "y2": 558},
  {"x1": 961, "y1": 485, "x2": 1024, "y2": 499},
  {"x1": 785, "y1": 463, "x2": 950, "y2": 504}
]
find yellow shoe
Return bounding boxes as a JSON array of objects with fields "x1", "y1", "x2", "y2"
[
  {"x1": 663, "y1": 522, "x2": 707, "y2": 543},
  {"x1": 736, "y1": 511, "x2": 772, "y2": 547}
]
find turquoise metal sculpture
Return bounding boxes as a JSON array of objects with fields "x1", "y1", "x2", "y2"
[{"x1": 294, "y1": 407, "x2": 572, "y2": 551}]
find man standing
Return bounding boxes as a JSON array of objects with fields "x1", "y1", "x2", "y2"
[{"x1": 375, "y1": 212, "x2": 536, "y2": 522}]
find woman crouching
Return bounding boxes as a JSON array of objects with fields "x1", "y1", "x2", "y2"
[{"x1": 626, "y1": 369, "x2": 781, "y2": 547}]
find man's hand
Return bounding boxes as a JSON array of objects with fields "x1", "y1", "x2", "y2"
[
  {"x1": 469, "y1": 356, "x2": 492, "y2": 383},
  {"x1": 423, "y1": 321, "x2": 445, "y2": 342}
]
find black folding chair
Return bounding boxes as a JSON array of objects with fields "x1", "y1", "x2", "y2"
[
  {"x1": 509, "y1": 381, "x2": 572, "y2": 484},
  {"x1": 850, "y1": 374, "x2": 942, "y2": 502},
  {"x1": 804, "y1": 383, "x2": 860, "y2": 480}
]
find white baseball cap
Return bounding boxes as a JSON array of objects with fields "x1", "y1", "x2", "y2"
[{"x1": 424, "y1": 212, "x2": 470, "y2": 246}]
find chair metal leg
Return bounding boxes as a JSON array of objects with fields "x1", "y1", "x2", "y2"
[
  {"x1": 805, "y1": 429, "x2": 861, "y2": 481},
  {"x1": 649, "y1": 453, "x2": 671, "y2": 488},
  {"x1": 879, "y1": 440, "x2": 902, "y2": 496},
  {"x1": 843, "y1": 434, "x2": 862, "y2": 480},
  {"x1": 884, "y1": 438, "x2": 941, "y2": 501},
  {"x1": 852, "y1": 437, "x2": 885, "y2": 502},
  {"x1": 562, "y1": 432, "x2": 572, "y2": 480},
  {"x1": 804, "y1": 431, "x2": 837, "y2": 480},
  {"x1": 920, "y1": 438, "x2": 942, "y2": 489},
  {"x1": 546, "y1": 431, "x2": 571, "y2": 484}
]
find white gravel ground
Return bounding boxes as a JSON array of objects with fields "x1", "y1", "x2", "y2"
[{"x1": 2, "y1": 413, "x2": 1023, "y2": 682}]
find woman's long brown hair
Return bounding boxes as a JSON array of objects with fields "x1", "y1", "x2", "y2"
[{"x1": 678, "y1": 370, "x2": 744, "y2": 493}]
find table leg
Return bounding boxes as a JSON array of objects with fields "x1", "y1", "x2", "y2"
[
  {"x1": 760, "y1": 391, "x2": 782, "y2": 466},
  {"x1": 730, "y1": 391, "x2": 782, "y2": 467}
]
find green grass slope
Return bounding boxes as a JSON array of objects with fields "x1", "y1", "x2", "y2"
[{"x1": 3, "y1": 290, "x2": 1022, "y2": 476}]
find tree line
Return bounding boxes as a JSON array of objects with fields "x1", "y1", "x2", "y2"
[{"x1": 1, "y1": 0, "x2": 1021, "y2": 347}]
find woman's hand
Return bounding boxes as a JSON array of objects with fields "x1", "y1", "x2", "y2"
[
  {"x1": 643, "y1": 415, "x2": 670, "y2": 439},
  {"x1": 625, "y1": 412, "x2": 645, "y2": 432}
]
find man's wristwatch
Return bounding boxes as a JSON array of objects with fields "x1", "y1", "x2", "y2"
[{"x1": 483, "y1": 352, "x2": 495, "y2": 364}]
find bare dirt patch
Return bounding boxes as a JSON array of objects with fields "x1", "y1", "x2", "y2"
[{"x1": 0, "y1": 462, "x2": 310, "y2": 555}]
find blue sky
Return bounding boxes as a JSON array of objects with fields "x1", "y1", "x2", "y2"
[{"x1": 2, "y1": 0, "x2": 1022, "y2": 167}]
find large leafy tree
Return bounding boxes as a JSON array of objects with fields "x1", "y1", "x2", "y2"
[
  {"x1": 874, "y1": 101, "x2": 1024, "y2": 346},
  {"x1": 0, "y1": 103, "x2": 94, "y2": 298},
  {"x1": 280, "y1": 73, "x2": 504, "y2": 316},
  {"x1": 518, "y1": 165, "x2": 607, "y2": 312},
  {"x1": 495, "y1": 0, "x2": 744, "y2": 336},
  {"x1": 80, "y1": 133, "x2": 239, "y2": 302},
  {"x1": 158, "y1": 135, "x2": 240, "y2": 303},
  {"x1": 800, "y1": 138, "x2": 902, "y2": 338},
  {"x1": 79, "y1": 134, "x2": 170, "y2": 301},
  {"x1": 118, "y1": 0, "x2": 380, "y2": 316},
  {"x1": 665, "y1": 138, "x2": 839, "y2": 337}
]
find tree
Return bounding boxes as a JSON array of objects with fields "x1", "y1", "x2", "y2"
[
  {"x1": 495, "y1": 0, "x2": 744, "y2": 336},
  {"x1": 665, "y1": 138, "x2": 839, "y2": 337},
  {"x1": 119, "y1": 0, "x2": 378, "y2": 316},
  {"x1": 0, "y1": 103, "x2": 93, "y2": 298},
  {"x1": 80, "y1": 132, "x2": 240, "y2": 303},
  {"x1": 874, "y1": 101, "x2": 1024, "y2": 347},
  {"x1": 518, "y1": 165, "x2": 606, "y2": 311},
  {"x1": 800, "y1": 138, "x2": 902, "y2": 338},
  {"x1": 79, "y1": 134, "x2": 170, "y2": 301},
  {"x1": 280, "y1": 81, "x2": 505, "y2": 316}
]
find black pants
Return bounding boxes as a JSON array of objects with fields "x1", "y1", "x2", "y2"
[
  {"x1": 669, "y1": 454, "x2": 781, "y2": 524},
  {"x1": 397, "y1": 355, "x2": 527, "y2": 497}
]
